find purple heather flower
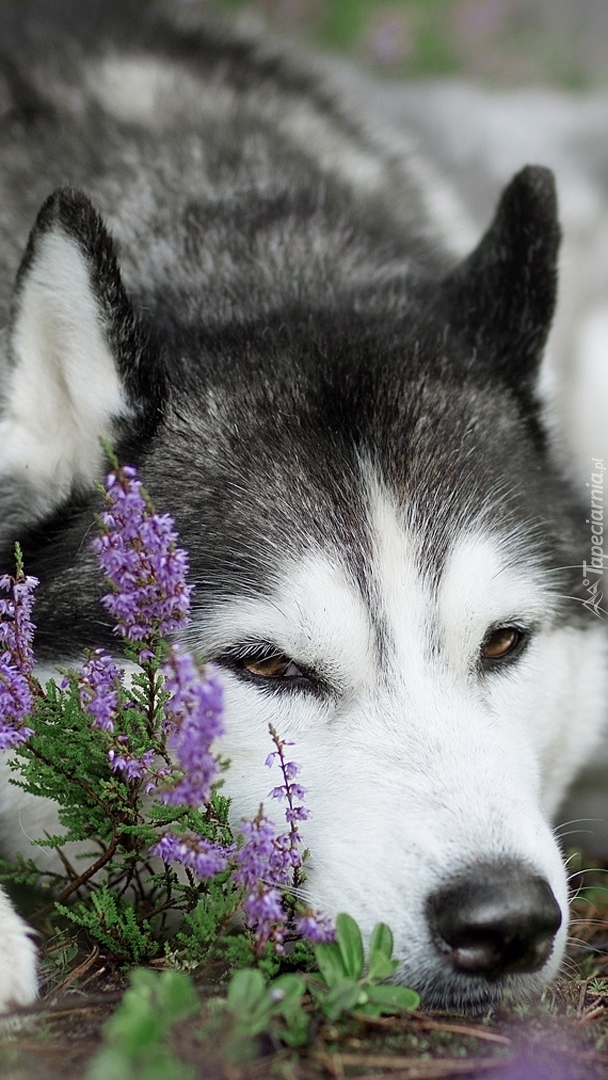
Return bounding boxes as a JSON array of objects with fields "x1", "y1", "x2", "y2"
[
  {"x1": 234, "y1": 813, "x2": 299, "y2": 892},
  {"x1": 152, "y1": 831, "x2": 230, "y2": 878},
  {"x1": 295, "y1": 912, "x2": 336, "y2": 944},
  {"x1": 233, "y1": 810, "x2": 304, "y2": 954},
  {"x1": 0, "y1": 569, "x2": 37, "y2": 748},
  {"x1": 241, "y1": 883, "x2": 287, "y2": 953},
  {"x1": 0, "y1": 571, "x2": 38, "y2": 675},
  {"x1": 228, "y1": 730, "x2": 316, "y2": 953},
  {"x1": 91, "y1": 465, "x2": 193, "y2": 648},
  {"x1": 108, "y1": 746, "x2": 156, "y2": 782},
  {"x1": 0, "y1": 657, "x2": 34, "y2": 748},
  {"x1": 267, "y1": 726, "x2": 310, "y2": 862},
  {"x1": 79, "y1": 649, "x2": 122, "y2": 732},
  {"x1": 266, "y1": 740, "x2": 308, "y2": 806},
  {"x1": 240, "y1": 728, "x2": 335, "y2": 952},
  {"x1": 162, "y1": 647, "x2": 224, "y2": 808}
]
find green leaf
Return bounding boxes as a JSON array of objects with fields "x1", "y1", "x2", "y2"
[
  {"x1": 280, "y1": 1017, "x2": 309, "y2": 1048},
  {"x1": 335, "y1": 912, "x2": 364, "y2": 980},
  {"x1": 321, "y1": 977, "x2": 361, "y2": 1020},
  {"x1": 269, "y1": 974, "x2": 309, "y2": 1047},
  {"x1": 226, "y1": 969, "x2": 272, "y2": 1036},
  {"x1": 152, "y1": 970, "x2": 199, "y2": 1019},
  {"x1": 353, "y1": 1002, "x2": 384, "y2": 1018},
  {"x1": 366, "y1": 949, "x2": 399, "y2": 982},
  {"x1": 314, "y1": 941, "x2": 347, "y2": 988},
  {"x1": 366, "y1": 983, "x2": 420, "y2": 1013},
  {"x1": 269, "y1": 974, "x2": 306, "y2": 1012},
  {"x1": 106, "y1": 970, "x2": 198, "y2": 1046},
  {"x1": 226, "y1": 968, "x2": 267, "y2": 1014},
  {"x1": 368, "y1": 922, "x2": 393, "y2": 960}
]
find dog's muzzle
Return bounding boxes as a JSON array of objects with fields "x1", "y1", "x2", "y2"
[{"x1": 426, "y1": 860, "x2": 562, "y2": 979}]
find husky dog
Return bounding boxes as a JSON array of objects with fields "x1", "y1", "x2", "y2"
[{"x1": 0, "y1": 0, "x2": 606, "y2": 1014}]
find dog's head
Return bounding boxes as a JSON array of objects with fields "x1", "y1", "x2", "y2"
[{"x1": 0, "y1": 167, "x2": 606, "y2": 1011}]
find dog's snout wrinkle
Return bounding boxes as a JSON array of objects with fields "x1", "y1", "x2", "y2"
[{"x1": 427, "y1": 861, "x2": 562, "y2": 979}]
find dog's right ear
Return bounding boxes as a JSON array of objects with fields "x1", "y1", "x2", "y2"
[
  {"x1": 0, "y1": 188, "x2": 154, "y2": 527},
  {"x1": 443, "y1": 165, "x2": 560, "y2": 394}
]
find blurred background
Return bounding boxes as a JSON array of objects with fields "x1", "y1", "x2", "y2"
[{"x1": 212, "y1": 0, "x2": 608, "y2": 88}]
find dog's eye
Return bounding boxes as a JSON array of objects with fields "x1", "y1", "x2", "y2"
[
  {"x1": 219, "y1": 643, "x2": 325, "y2": 694},
  {"x1": 481, "y1": 626, "x2": 527, "y2": 665},
  {"x1": 239, "y1": 653, "x2": 303, "y2": 680}
]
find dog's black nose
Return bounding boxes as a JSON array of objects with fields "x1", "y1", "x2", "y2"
[{"x1": 426, "y1": 861, "x2": 562, "y2": 979}]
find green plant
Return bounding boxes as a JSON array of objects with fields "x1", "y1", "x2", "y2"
[
  {"x1": 226, "y1": 968, "x2": 309, "y2": 1047},
  {"x1": 311, "y1": 913, "x2": 419, "y2": 1019},
  {"x1": 86, "y1": 969, "x2": 198, "y2": 1080}
]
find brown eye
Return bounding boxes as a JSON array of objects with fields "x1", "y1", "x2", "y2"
[
  {"x1": 241, "y1": 653, "x2": 302, "y2": 679},
  {"x1": 481, "y1": 626, "x2": 525, "y2": 663}
]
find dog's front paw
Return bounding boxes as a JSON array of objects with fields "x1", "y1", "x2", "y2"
[{"x1": 0, "y1": 891, "x2": 37, "y2": 1012}]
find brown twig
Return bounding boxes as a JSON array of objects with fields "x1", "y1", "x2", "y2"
[{"x1": 53, "y1": 831, "x2": 119, "y2": 903}]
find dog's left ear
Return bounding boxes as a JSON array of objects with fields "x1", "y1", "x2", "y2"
[
  {"x1": 444, "y1": 165, "x2": 560, "y2": 391},
  {"x1": 0, "y1": 187, "x2": 151, "y2": 527}
]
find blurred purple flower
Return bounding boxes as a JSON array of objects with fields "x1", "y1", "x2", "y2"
[
  {"x1": 92, "y1": 464, "x2": 192, "y2": 649},
  {"x1": 295, "y1": 912, "x2": 336, "y2": 944},
  {"x1": 366, "y1": 9, "x2": 412, "y2": 67},
  {"x1": 163, "y1": 647, "x2": 224, "y2": 808},
  {"x1": 500, "y1": 1050, "x2": 578, "y2": 1080}
]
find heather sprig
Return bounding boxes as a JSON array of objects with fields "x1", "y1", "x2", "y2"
[
  {"x1": 0, "y1": 552, "x2": 37, "y2": 748},
  {"x1": 78, "y1": 649, "x2": 122, "y2": 733},
  {"x1": 0, "y1": 545, "x2": 38, "y2": 676},
  {"x1": 226, "y1": 725, "x2": 335, "y2": 955},
  {"x1": 163, "y1": 646, "x2": 225, "y2": 807},
  {"x1": 233, "y1": 809, "x2": 292, "y2": 955},
  {"x1": 2, "y1": 461, "x2": 335, "y2": 973},
  {"x1": 152, "y1": 831, "x2": 231, "y2": 879},
  {"x1": 92, "y1": 464, "x2": 192, "y2": 653},
  {"x1": 0, "y1": 659, "x2": 34, "y2": 749},
  {"x1": 266, "y1": 723, "x2": 309, "y2": 892},
  {"x1": 230, "y1": 728, "x2": 306, "y2": 954}
]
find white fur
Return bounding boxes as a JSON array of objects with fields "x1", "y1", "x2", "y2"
[
  {"x1": 0, "y1": 227, "x2": 131, "y2": 513},
  {"x1": 190, "y1": 474, "x2": 608, "y2": 1004},
  {"x1": 88, "y1": 56, "x2": 238, "y2": 128},
  {"x1": 0, "y1": 892, "x2": 37, "y2": 1012}
]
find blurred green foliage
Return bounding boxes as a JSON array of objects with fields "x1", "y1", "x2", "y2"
[{"x1": 213, "y1": 0, "x2": 603, "y2": 88}]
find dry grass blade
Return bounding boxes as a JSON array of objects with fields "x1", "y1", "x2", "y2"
[
  {"x1": 44, "y1": 945, "x2": 100, "y2": 997},
  {"x1": 315, "y1": 1052, "x2": 507, "y2": 1077}
]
